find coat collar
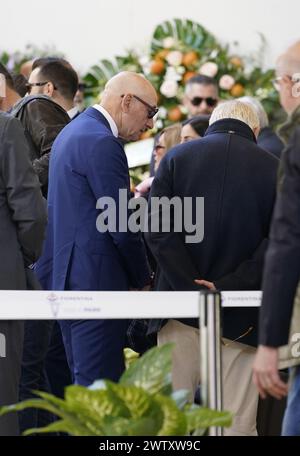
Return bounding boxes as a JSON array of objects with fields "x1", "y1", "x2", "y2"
[
  {"x1": 205, "y1": 118, "x2": 257, "y2": 143},
  {"x1": 84, "y1": 106, "x2": 113, "y2": 134}
]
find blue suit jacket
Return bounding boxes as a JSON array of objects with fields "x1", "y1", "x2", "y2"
[{"x1": 36, "y1": 107, "x2": 150, "y2": 291}]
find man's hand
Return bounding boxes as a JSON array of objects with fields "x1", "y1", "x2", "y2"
[
  {"x1": 194, "y1": 279, "x2": 216, "y2": 290},
  {"x1": 252, "y1": 345, "x2": 288, "y2": 400}
]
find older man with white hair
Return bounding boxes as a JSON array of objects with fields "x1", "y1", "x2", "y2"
[
  {"x1": 239, "y1": 96, "x2": 284, "y2": 158},
  {"x1": 146, "y1": 100, "x2": 279, "y2": 435}
]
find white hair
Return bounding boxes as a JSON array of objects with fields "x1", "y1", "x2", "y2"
[
  {"x1": 239, "y1": 96, "x2": 269, "y2": 129},
  {"x1": 209, "y1": 100, "x2": 260, "y2": 131}
]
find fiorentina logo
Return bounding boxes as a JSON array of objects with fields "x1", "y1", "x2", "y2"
[{"x1": 47, "y1": 292, "x2": 60, "y2": 318}]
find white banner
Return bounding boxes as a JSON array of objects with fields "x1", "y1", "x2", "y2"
[{"x1": 0, "y1": 290, "x2": 261, "y2": 320}]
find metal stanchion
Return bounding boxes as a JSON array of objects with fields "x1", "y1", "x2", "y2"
[{"x1": 199, "y1": 290, "x2": 223, "y2": 436}]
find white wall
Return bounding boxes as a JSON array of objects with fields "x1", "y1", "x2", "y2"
[{"x1": 1, "y1": 0, "x2": 300, "y2": 74}]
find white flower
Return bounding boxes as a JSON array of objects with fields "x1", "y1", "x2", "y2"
[
  {"x1": 155, "y1": 119, "x2": 164, "y2": 130},
  {"x1": 139, "y1": 55, "x2": 150, "y2": 66},
  {"x1": 158, "y1": 106, "x2": 168, "y2": 119},
  {"x1": 163, "y1": 37, "x2": 176, "y2": 49},
  {"x1": 166, "y1": 51, "x2": 183, "y2": 67},
  {"x1": 160, "y1": 80, "x2": 179, "y2": 98},
  {"x1": 210, "y1": 49, "x2": 219, "y2": 59},
  {"x1": 165, "y1": 66, "x2": 182, "y2": 82},
  {"x1": 177, "y1": 65, "x2": 186, "y2": 75},
  {"x1": 219, "y1": 74, "x2": 235, "y2": 90},
  {"x1": 199, "y1": 61, "x2": 218, "y2": 77}
]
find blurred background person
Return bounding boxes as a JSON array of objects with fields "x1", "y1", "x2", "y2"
[
  {"x1": 11, "y1": 73, "x2": 28, "y2": 97},
  {"x1": 183, "y1": 74, "x2": 219, "y2": 117},
  {"x1": 239, "y1": 96, "x2": 284, "y2": 158},
  {"x1": 0, "y1": 63, "x2": 21, "y2": 112},
  {"x1": 180, "y1": 114, "x2": 210, "y2": 143},
  {"x1": 135, "y1": 123, "x2": 181, "y2": 198},
  {"x1": 19, "y1": 60, "x2": 33, "y2": 79},
  {"x1": 74, "y1": 81, "x2": 86, "y2": 113}
]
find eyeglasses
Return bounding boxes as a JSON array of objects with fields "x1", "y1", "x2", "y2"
[
  {"x1": 272, "y1": 75, "x2": 300, "y2": 91},
  {"x1": 26, "y1": 81, "x2": 57, "y2": 94},
  {"x1": 122, "y1": 94, "x2": 159, "y2": 119},
  {"x1": 190, "y1": 96, "x2": 218, "y2": 107}
]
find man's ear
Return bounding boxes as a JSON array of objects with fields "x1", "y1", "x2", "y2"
[
  {"x1": 121, "y1": 93, "x2": 132, "y2": 113},
  {"x1": 44, "y1": 81, "x2": 55, "y2": 97}
]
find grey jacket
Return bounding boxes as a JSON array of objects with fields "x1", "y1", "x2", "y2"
[{"x1": 0, "y1": 113, "x2": 47, "y2": 290}]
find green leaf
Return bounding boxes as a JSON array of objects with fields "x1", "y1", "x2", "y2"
[
  {"x1": 65, "y1": 384, "x2": 131, "y2": 420},
  {"x1": 154, "y1": 395, "x2": 187, "y2": 436},
  {"x1": 185, "y1": 407, "x2": 232, "y2": 433},
  {"x1": 120, "y1": 344, "x2": 173, "y2": 395},
  {"x1": 105, "y1": 381, "x2": 163, "y2": 433},
  {"x1": 23, "y1": 419, "x2": 93, "y2": 437},
  {"x1": 100, "y1": 59, "x2": 119, "y2": 79},
  {"x1": 170, "y1": 389, "x2": 190, "y2": 410}
]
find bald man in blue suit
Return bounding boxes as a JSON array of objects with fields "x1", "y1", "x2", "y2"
[{"x1": 36, "y1": 72, "x2": 158, "y2": 385}]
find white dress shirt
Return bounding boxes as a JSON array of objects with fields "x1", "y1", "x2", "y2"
[
  {"x1": 93, "y1": 104, "x2": 118, "y2": 138},
  {"x1": 67, "y1": 106, "x2": 80, "y2": 119}
]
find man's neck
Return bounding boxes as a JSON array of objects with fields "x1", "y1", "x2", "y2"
[{"x1": 53, "y1": 96, "x2": 74, "y2": 113}]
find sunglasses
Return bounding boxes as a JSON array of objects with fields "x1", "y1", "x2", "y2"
[
  {"x1": 190, "y1": 96, "x2": 218, "y2": 107},
  {"x1": 25, "y1": 81, "x2": 57, "y2": 94},
  {"x1": 122, "y1": 94, "x2": 159, "y2": 119}
]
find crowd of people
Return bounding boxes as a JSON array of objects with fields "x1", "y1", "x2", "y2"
[{"x1": 0, "y1": 38, "x2": 299, "y2": 437}]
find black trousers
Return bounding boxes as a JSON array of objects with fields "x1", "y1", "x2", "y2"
[{"x1": 0, "y1": 320, "x2": 24, "y2": 436}]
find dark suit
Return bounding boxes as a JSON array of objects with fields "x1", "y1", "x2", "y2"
[
  {"x1": 146, "y1": 119, "x2": 279, "y2": 346},
  {"x1": 36, "y1": 107, "x2": 150, "y2": 385},
  {"x1": 260, "y1": 126, "x2": 300, "y2": 346},
  {"x1": 0, "y1": 114, "x2": 46, "y2": 435},
  {"x1": 257, "y1": 126, "x2": 284, "y2": 159}
]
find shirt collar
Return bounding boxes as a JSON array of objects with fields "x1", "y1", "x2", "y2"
[
  {"x1": 67, "y1": 106, "x2": 79, "y2": 119},
  {"x1": 93, "y1": 104, "x2": 118, "y2": 137}
]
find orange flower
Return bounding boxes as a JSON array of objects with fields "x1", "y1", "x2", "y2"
[
  {"x1": 150, "y1": 59, "x2": 165, "y2": 75},
  {"x1": 156, "y1": 49, "x2": 169, "y2": 60},
  {"x1": 230, "y1": 83, "x2": 245, "y2": 97},
  {"x1": 168, "y1": 106, "x2": 182, "y2": 122},
  {"x1": 183, "y1": 71, "x2": 197, "y2": 83},
  {"x1": 182, "y1": 51, "x2": 199, "y2": 67},
  {"x1": 230, "y1": 56, "x2": 243, "y2": 68}
]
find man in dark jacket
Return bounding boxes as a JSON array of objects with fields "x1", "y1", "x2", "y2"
[
  {"x1": 0, "y1": 62, "x2": 71, "y2": 197},
  {"x1": 146, "y1": 100, "x2": 279, "y2": 435},
  {"x1": 253, "y1": 41, "x2": 300, "y2": 436},
  {"x1": 0, "y1": 114, "x2": 47, "y2": 436}
]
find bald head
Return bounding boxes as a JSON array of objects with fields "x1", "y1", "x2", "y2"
[
  {"x1": 277, "y1": 41, "x2": 300, "y2": 76},
  {"x1": 275, "y1": 40, "x2": 300, "y2": 114},
  {"x1": 100, "y1": 71, "x2": 158, "y2": 141},
  {"x1": 103, "y1": 71, "x2": 157, "y2": 105}
]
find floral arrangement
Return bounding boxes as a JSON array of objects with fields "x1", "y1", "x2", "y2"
[
  {"x1": 0, "y1": 44, "x2": 63, "y2": 73},
  {"x1": 1, "y1": 19, "x2": 282, "y2": 132},
  {"x1": 83, "y1": 18, "x2": 282, "y2": 135}
]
